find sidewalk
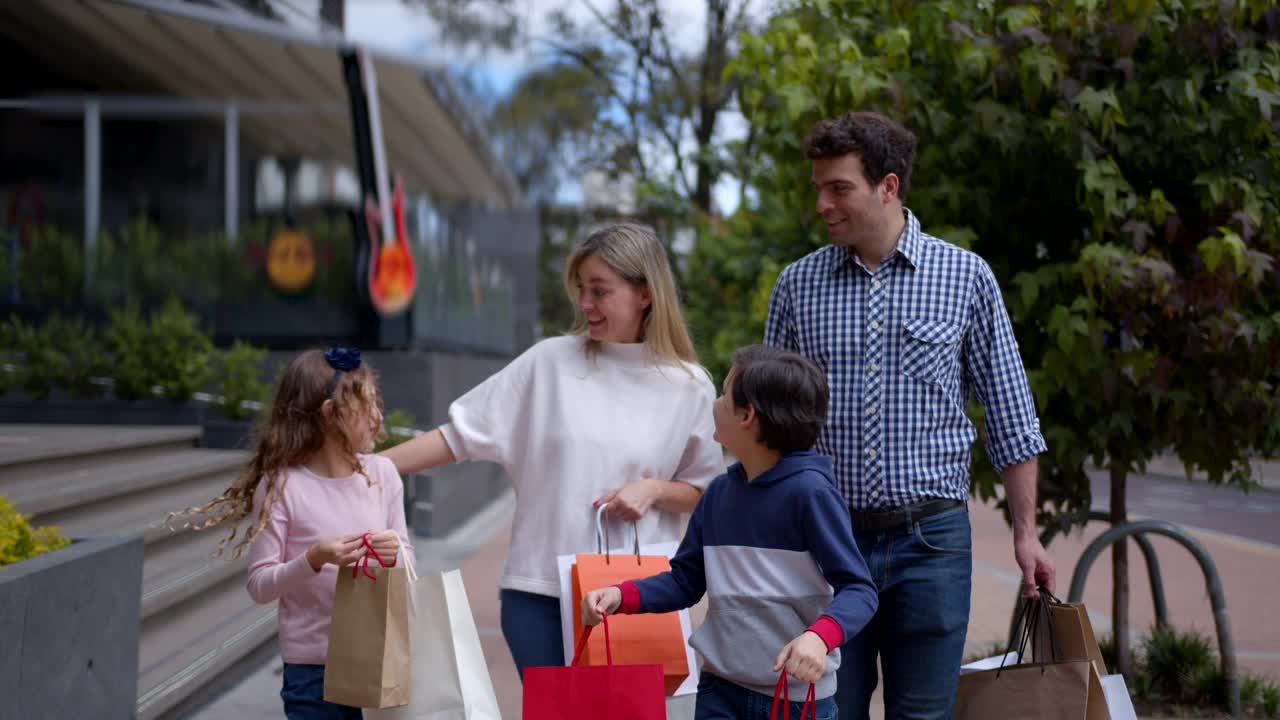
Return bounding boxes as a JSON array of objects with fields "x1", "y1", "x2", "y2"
[
  {"x1": 1143, "y1": 454, "x2": 1280, "y2": 492},
  {"x1": 195, "y1": 484, "x2": 1279, "y2": 719}
]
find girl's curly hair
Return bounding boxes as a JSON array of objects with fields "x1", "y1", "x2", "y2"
[{"x1": 169, "y1": 349, "x2": 384, "y2": 557}]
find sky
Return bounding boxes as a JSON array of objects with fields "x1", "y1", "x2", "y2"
[{"x1": 342, "y1": 0, "x2": 762, "y2": 213}]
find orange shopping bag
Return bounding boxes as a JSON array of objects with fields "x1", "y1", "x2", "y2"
[{"x1": 570, "y1": 504, "x2": 690, "y2": 695}]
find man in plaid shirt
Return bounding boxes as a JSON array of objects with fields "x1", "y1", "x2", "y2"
[{"x1": 764, "y1": 111, "x2": 1057, "y2": 719}]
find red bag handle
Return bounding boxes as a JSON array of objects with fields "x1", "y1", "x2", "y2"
[
  {"x1": 353, "y1": 532, "x2": 390, "y2": 580},
  {"x1": 571, "y1": 615, "x2": 615, "y2": 666},
  {"x1": 770, "y1": 670, "x2": 818, "y2": 720}
]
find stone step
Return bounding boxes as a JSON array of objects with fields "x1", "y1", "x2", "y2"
[
  {"x1": 0, "y1": 424, "x2": 202, "y2": 483},
  {"x1": 4, "y1": 446, "x2": 247, "y2": 519},
  {"x1": 136, "y1": 570, "x2": 277, "y2": 720},
  {"x1": 34, "y1": 471, "x2": 235, "y2": 545},
  {"x1": 141, "y1": 526, "x2": 249, "y2": 620}
]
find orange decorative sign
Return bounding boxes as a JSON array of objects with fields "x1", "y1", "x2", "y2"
[{"x1": 266, "y1": 228, "x2": 316, "y2": 293}]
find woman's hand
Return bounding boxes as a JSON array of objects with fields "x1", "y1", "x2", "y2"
[
  {"x1": 594, "y1": 479, "x2": 666, "y2": 521},
  {"x1": 306, "y1": 534, "x2": 365, "y2": 572}
]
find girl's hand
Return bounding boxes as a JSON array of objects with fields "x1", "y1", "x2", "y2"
[
  {"x1": 582, "y1": 586, "x2": 622, "y2": 626},
  {"x1": 306, "y1": 534, "x2": 365, "y2": 572},
  {"x1": 594, "y1": 479, "x2": 663, "y2": 522},
  {"x1": 364, "y1": 529, "x2": 402, "y2": 567}
]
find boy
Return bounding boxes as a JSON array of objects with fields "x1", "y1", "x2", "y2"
[{"x1": 583, "y1": 345, "x2": 877, "y2": 719}]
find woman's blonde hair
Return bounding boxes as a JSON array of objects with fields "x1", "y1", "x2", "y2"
[
  {"x1": 563, "y1": 222, "x2": 699, "y2": 369},
  {"x1": 169, "y1": 349, "x2": 384, "y2": 558}
]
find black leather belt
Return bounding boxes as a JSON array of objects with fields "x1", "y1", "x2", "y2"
[{"x1": 849, "y1": 498, "x2": 965, "y2": 532}]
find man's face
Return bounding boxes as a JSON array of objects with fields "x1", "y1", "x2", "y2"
[{"x1": 812, "y1": 153, "x2": 893, "y2": 249}]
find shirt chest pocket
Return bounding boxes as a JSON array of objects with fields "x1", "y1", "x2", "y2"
[{"x1": 900, "y1": 318, "x2": 965, "y2": 386}]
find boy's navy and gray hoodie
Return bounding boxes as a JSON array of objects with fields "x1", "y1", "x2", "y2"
[{"x1": 616, "y1": 449, "x2": 877, "y2": 700}]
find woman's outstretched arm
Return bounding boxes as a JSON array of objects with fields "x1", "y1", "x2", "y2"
[{"x1": 381, "y1": 428, "x2": 457, "y2": 475}]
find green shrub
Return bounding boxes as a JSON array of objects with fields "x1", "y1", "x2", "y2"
[
  {"x1": 1262, "y1": 683, "x2": 1280, "y2": 718},
  {"x1": 44, "y1": 314, "x2": 109, "y2": 399},
  {"x1": 17, "y1": 225, "x2": 82, "y2": 306},
  {"x1": 5, "y1": 314, "x2": 57, "y2": 399},
  {"x1": 1140, "y1": 626, "x2": 1217, "y2": 705},
  {"x1": 148, "y1": 297, "x2": 213, "y2": 403},
  {"x1": 107, "y1": 303, "x2": 153, "y2": 401},
  {"x1": 216, "y1": 341, "x2": 268, "y2": 420},
  {"x1": 0, "y1": 496, "x2": 71, "y2": 567}
]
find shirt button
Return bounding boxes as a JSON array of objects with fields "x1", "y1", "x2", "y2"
[
  {"x1": 869, "y1": 363, "x2": 880, "y2": 373},
  {"x1": 871, "y1": 490, "x2": 881, "y2": 499},
  {"x1": 870, "y1": 321, "x2": 880, "y2": 331},
  {"x1": 867, "y1": 448, "x2": 878, "y2": 458},
  {"x1": 873, "y1": 280, "x2": 882, "y2": 290},
  {"x1": 867, "y1": 406, "x2": 878, "y2": 415}
]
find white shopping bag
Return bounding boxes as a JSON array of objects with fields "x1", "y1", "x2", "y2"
[
  {"x1": 959, "y1": 651, "x2": 1020, "y2": 674},
  {"x1": 366, "y1": 545, "x2": 500, "y2": 720},
  {"x1": 1099, "y1": 673, "x2": 1137, "y2": 720}
]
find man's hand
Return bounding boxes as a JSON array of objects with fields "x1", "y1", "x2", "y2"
[
  {"x1": 364, "y1": 529, "x2": 403, "y2": 568},
  {"x1": 594, "y1": 479, "x2": 663, "y2": 522},
  {"x1": 773, "y1": 631, "x2": 829, "y2": 684},
  {"x1": 306, "y1": 534, "x2": 365, "y2": 572},
  {"x1": 1014, "y1": 536, "x2": 1056, "y2": 597},
  {"x1": 582, "y1": 586, "x2": 623, "y2": 626}
]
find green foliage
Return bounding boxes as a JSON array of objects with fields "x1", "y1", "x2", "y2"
[
  {"x1": 0, "y1": 314, "x2": 107, "y2": 399},
  {"x1": 106, "y1": 303, "x2": 155, "y2": 402},
  {"x1": 105, "y1": 299, "x2": 214, "y2": 403},
  {"x1": 704, "y1": 0, "x2": 1280, "y2": 524},
  {"x1": 146, "y1": 298, "x2": 214, "y2": 403},
  {"x1": 17, "y1": 225, "x2": 82, "y2": 306},
  {"x1": 376, "y1": 408, "x2": 418, "y2": 454},
  {"x1": 215, "y1": 341, "x2": 268, "y2": 421},
  {"x1": 0, "y1": 496, "x2": 71, "y2": 567}
]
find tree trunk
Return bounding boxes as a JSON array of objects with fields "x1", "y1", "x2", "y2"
[{"x1": 1110, "y1": 463, "x2": 1131, "y2": 677}]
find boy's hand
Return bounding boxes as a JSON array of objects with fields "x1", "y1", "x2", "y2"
[
  {"x1": 773, "y1": 631, "x2": 829, "y2": 684},
  {"x1": 581, "y1": 586, "x2": 623, "y2": 626},
  {"x1": 306, "y1": 534, "x2": 365, "y2": 572},
  {"x1": 364, "y1": 530, "x2": 402, "y2": 567}
]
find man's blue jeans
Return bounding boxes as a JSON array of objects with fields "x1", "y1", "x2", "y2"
[
  {"x1": 835, "y1": 506, "x2": 973, "y2": 720},
  {"x1": 695, "y1": 672, "x2": 838, "y2": 720}
]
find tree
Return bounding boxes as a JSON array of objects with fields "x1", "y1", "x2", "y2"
[{"x1": 704, "y1": 0, "x2": 1280, "y2": 676}]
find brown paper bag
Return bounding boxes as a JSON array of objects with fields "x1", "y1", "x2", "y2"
[
  {"x1": 1033, "y1": 601, "x2": 1108, "y2": 677},
  {"x1": 955, "y1": 659, "x2": 1095, "y2": 720},
  {"x1": 323, "y1": 564, "x2": 412, "y2": 708}
]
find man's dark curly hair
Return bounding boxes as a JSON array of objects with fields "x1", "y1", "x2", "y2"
[{"x1": 805, "y1": 111, "x2": 917, "y2": 199}]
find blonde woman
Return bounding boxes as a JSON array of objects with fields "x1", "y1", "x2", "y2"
[{"x1": 383, "y1": 223, "x2": 722, "y2": 675}]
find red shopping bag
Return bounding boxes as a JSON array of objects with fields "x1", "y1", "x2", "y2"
[
  {"x1": 769, "y1": 670, "x2": 818, "y2": 720},
  {"x1": 522, "y1": 616, "x2": 665, "y2": 720}
]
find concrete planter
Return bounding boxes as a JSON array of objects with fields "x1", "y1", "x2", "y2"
[{"x1": 0, "y1": 535, "x2": 144, "y2": 720}]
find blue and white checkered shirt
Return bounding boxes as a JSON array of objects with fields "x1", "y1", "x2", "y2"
[{"x1": 764, "y1": 209, "x2": 1046, "y2": 510}]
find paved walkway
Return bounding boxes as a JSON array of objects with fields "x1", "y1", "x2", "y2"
[{"x1": 194, "y1": 479, "x2": 1280, "y2": 719}]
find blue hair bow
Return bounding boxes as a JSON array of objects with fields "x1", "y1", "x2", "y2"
[
  {"x1": 324, "y1": 347, "x2": 362, "y2": 372},
  {"x1": 323, "y1": 347, "x2": 361, "y2": 397}
]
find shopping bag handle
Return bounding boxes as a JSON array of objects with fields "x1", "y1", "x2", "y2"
[
  {"x1": 571, "y1": 615, "x2": 615, "y2": 666},
  {"x1": 769, "y1": 670, "x2": 818, "y2": 720},
  {"x1": 353, "y1": 532, "x2": 392, "y2": 580},
  {"x1": 1000, "y1": 586, "x2": 1060, "y2": 676},
  {"x1": 595, "y1": 502, "x2": 641, "y2": 566}
]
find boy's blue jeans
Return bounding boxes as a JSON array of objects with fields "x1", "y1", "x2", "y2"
[
  {"x1": 695, "y1": 673, "x2": 837, "y2": 720},
  {"x1": 280, "y1": 663, "x2": 362, "y2": 720},
  {"x1": 835, "y1": 506, "x2": 973, "y2": 720}
]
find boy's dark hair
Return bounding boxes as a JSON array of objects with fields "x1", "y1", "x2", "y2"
[
  {"x1": 805, "y1": 111, "x2": 917, "y2": 199},
  {"x1": 729, "y1": 345, "x2": 829, "y2": 453}
]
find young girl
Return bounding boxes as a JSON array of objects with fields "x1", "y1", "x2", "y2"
[{"x1": 178, "y1": 347, "x2": 410, "y2": 719}]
